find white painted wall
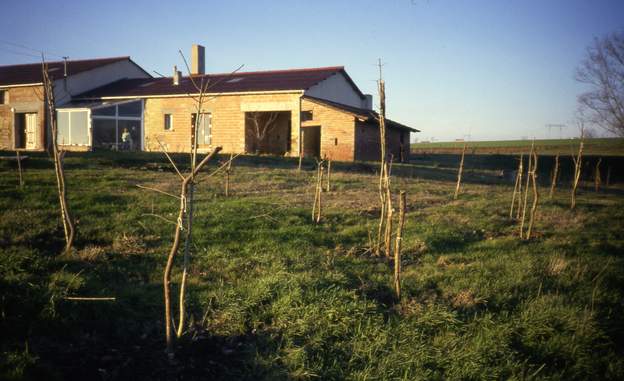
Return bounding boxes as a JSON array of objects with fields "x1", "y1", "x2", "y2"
[
  {"x1": 54, "y1": 60, "x2": 149, "y2": 105},
  {"x1": 304, "y1": 72, "x2": 366, "y2": 109}
]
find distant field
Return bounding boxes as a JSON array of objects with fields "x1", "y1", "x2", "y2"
[{"x1": 412, "y1": 138, "x2": 624, "y2": 156}]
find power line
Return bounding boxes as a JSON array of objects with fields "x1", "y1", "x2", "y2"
[
  {"x1": 0, "y1": 46, "x2": 41, "y2": 60},
  {"x1": 0, "y1": 39, "x2": 66, "y2": 59}
]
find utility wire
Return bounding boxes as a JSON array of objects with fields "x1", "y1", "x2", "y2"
[
  {"x1": 0, "y1": 39, "x2": 66, "y2": 59},
  {"x1": 0, "y1": 46, "x2": 41, "y2": 60}
]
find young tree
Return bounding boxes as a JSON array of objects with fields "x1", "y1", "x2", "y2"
[
  {"x1": 42, "y1": 60, "x2": 75, "y2": 253},
  {"x1": 576, "y1": 31, "x2": 624, "y2": 136}
]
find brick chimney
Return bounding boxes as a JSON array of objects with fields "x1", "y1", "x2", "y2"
[{"x1": 191, "y1": 44, "x2": 205, "y2": 75}]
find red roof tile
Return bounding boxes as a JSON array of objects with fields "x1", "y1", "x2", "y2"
[
  {"x1": 76, "y1": 66, "x2": 350, "y2": 98},
  {"x1": 0, "y1": 57, "x2": 135, "y2": 86}
]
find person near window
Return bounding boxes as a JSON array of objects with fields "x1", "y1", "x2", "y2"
[{"x1": 121, "y1": 128, "x2": 133, "y2": 151}]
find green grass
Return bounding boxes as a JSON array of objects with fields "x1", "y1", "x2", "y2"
[
  {"x1": 412, "y1": 137, "x2": 624, "y2": 156},
  {"x1": 1, "y1": 151, "x2": 623, "y2": 380}
]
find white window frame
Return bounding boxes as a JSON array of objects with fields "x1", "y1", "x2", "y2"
[
  {"x1": 56, "y1": 109, "x2": 92, "y2": 146},
  {"x1": 164, "y1": 113, "x2": 173, "y2": 131}
]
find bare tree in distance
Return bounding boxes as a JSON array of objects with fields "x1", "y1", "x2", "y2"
[
  {"x1": 576, "y1": 31, "x2": 624, "y2": 136},
  {"x1": 246, "y1": 111, "x2": 280, "y2": 153}
]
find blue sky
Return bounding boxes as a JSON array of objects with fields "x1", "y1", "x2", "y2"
[{"x1": 1, "y1": 0, "x2": 623, "y2": 141}]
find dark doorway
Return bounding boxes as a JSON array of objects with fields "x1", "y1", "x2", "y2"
[
  {"x1": 245, "y1": 111, "x2": 291, "y2": 155},
  {"x1": 14, "y1": 112, "x2": 38, "y2": 149},
  {"x1": 301, "y1": 125, "x2": 321, "y2": 158}
]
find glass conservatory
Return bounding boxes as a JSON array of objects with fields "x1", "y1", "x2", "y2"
[{"x1": 56, "y1": 99, "x2": 143, "y2": 151}]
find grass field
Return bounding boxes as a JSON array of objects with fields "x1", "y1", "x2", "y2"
[
  {"x1": 412, "y1": 137, "x2": 624, "y2": 156},
  {"x1": 1, "y1": 151, "x2": 623, "y2": 380}
]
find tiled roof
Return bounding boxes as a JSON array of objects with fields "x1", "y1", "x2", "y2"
[
  {"x1": 303, "y1": 96, "x2": 418, "y2": 132},
  {"x1": 0, "y1": 57, "x2": 135, "y2": 86},
  {"x1": 76, "y1": 66, "x2": 351, "y2": 98}
]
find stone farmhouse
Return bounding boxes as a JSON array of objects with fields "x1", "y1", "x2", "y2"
[
  {"x1": 0, "y1": 45, "x2": 417, "y2": 162},
  {"x1": 0, "y1": 57, "x2": 149, "y2": 151}
]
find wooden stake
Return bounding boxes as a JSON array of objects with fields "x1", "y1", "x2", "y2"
[
  {"x1": 549, "y1": 153, "x2": 559, "y2": 199},
  {"x1": 454, "y1": 143, "x2": 467, "y2": 200},
  {"x1": 394, "y1": 191, "x2": 406, "y2": 299}
]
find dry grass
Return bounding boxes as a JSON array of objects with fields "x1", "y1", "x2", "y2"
[
  {"x1": 547, "y1": 256, "x2": 568, "y2": 276},
  {"x1": 77, "y1": 245, "x2": 107, "y2": 262}
]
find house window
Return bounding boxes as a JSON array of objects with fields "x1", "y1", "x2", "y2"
[
  {"x1": 191, "y1": 112, "x2": 212, "y2": 145},
  {"x1": 301, "y1": 110, "x2": 313, "y2": 122},
  {"x1": 334, "y1": 138, "x2": 338, "y2": 146},
  {"x1": 0, "y1": 90, "x2": 6, "y2": 104},
  {"x1": 164, "y1": 114, "x2": 173, "y2": 131}
]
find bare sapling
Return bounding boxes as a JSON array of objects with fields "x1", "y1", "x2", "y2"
[
  {"x1": 525, "y1": 150, "x2": 539, "y2": 240},
  {"x1": 383, "y1": 159, "x2": 394, "y2": 257},
  {"x1": 594, "y1": 158, "x2": 602, "y2": 192},
  {"x1": 312, "y1": 160, "x2": 324, "y2": 223},
  {"x1": 549, "y1": 153, "x2": 559, "y2": 199},
  {"x1": 142, "y1": 51, "x2": 244, "y2": 354},
  {"x1": 325, "y1": 159, "x2": 332, "y2": 192},
  {"x1": 16, "y1": 150, "x2": 24, "y2": 188},
  {"x1": 519, "y1": 142, "x2": 535, "y2": 238},
  {"x1": 454, "y1": 143, "x2": 467, "y2": 200},
  {"x1": 510, "y1": 153, "x2": 524, "y2": 219},
  {"x1": 224, "y1": 153, "x2": 234, "y2": 197},
  {"x1": 42, "y1": 60, "x2": 75, "y2": 253},
  {"x1": 571, "y1": 141, "x2": 584, "y2": 210},
  {"x1": 375, "y1": 59, "x2": 391, "y2": 256},
  {"x1": 393, "y1": 191, "x2": 406, "y2": 299}
]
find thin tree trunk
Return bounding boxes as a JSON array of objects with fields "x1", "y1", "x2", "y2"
[
  {"x1": 384, "y1": 163, "x2": 393, "y2": 258},
  {"x1": 594, "y1": 158, "x2": 602, "y2": 192},
  {"x1": 225, "y1": 153, "x2": 233, "y2": 197},
  {"x1": 454, "y1": 144, "x2": 467, "y2": 200},
  {"x1": 519, "y1": 143, "x2": 534, "y2": 238},
  {"x1": 376, "y1": 77, "x2": 388, "y2": 256},
  {"x1": 394, "y1": 191, "x2": 406, "y2": 299},
  {"x1": 325, "y1": 159, "x2": 331, "y2": 192},
  {"x1": 177, "y1": 182, "x2": 194, "y2": 338},
  {"x1": 571, "y1": 142, "x2": 584, "y2": 210},
  {"x1": 164, "y1": 148, "x2": 221, "y2": 353},
  {"x1": 298, "y1": 129, "x2": 303, "y2": 171},
  {"x1": 549, "y1": 154, "x2": 559, "y2": 199},
  {"x1": 510, "y1": 154, "x2": 523, "y2": 218},
  {"x1": 16, "y1": 150, "x2": 24, "y2": 188},
  {"x1": 316, "y1": 164, "x2": 324, "y2": 223},
  {"x1": 43, "y1": 62, "x2": 74, "y2": 253},
  {"x1": 526, "y1": 151, "x2": 539, "y2": 240}
]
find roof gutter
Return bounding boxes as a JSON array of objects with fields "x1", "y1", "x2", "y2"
[
  {"x1": 75, "y1": 89, "x2": 304, "y2": 101},
  {"x1": 0, "y1": 82, "x2": 44, "y2": 89}
]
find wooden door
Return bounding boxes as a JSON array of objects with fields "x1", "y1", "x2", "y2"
[{"x1": 25, "y1": 113, "x2": 38, "y2": 149}]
